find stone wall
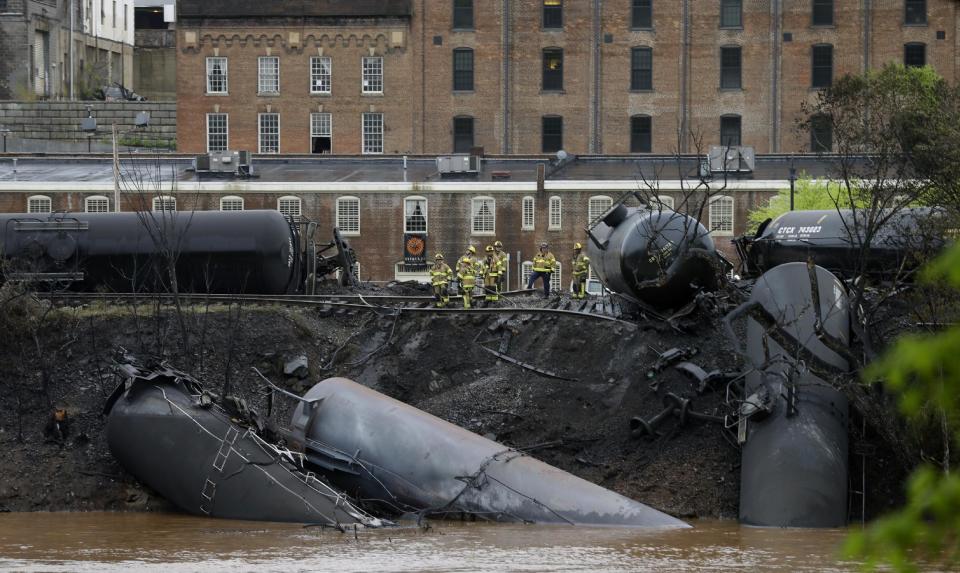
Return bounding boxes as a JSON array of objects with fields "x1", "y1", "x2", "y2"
[{"x1": 0, "y1": 101, "x2": 176, "y2": 152}]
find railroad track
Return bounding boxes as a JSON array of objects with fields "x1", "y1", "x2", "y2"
[{"x1": 40, "y1": 290, "x2": 636, "y2": 326}]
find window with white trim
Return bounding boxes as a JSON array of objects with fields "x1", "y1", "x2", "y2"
[
  {"x1": 336, "y1": 196, "x2": 360, "y2": 236},
  {"x1": 588, "y1": 195, "x2": 613, "y2": 222},
  {"x1": 709, "y1": 195, "x2": 735, "y2": 235},
  {"x1": 206, "y1": 57, "x2": 227, "y2": 94},
  {"x1": 521, "y1": 261, "x2": 533, "y2": 286},
  {"x1": 652, "y1": 195, "x2": 674, "y2": 210},
  {"x1": 362, "y1": 56, "x2": 383, "y2": 94},
  {"x1": 220, "y1": 196, "x2": 244, "y2": 211},
  {"x1": 310, "y1": 112, "x2": 332, "y2": 154},
  {"x1": 471, "y1": 197, "x2": 496, "y2": 235},
  {"x1": 550, "y1": 262, "x2": 562, "y2": 293},
  {"x1": 27, "y1": 195, "x2": 52, "y2": 213},
  {"x1": 521, "y1": 196, "x2": 535, "y2": 231},
  {"x1": 549, "y1": 196, "x2": 562, "y2": 230},
  {"x1": 206, "y1": 113, "x2": 228, "y2": 152},
  {"x1": 278, "y1": 196, "x2": 301, "y2": 219},
  {"x1": 85, "y1": 195, "x2": 110, "y2": 213},
  {"x1": 152, "y1": 196, "x2": 176, "y2": 212},
  {"x1": 310, "y1": 56, "x2": 331, "y2": 94},
  {"x1": 404, "y1": 196, "x2": 428, "y2": 234},
  {"x1": 258, "y1": 56, "x2": 279, "y2": 94},
  {"x1": 362, "y1": 112, "x2": 383, "y2": 154},
  {"x1": 259, "y1": 113, "x2": 279, "y2": 154}
]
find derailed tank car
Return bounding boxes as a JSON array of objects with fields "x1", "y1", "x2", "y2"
[
  {"x1": 0, "y1": 210, "x2": 356, "y2": 293},
  {"x1": 737, "y1": 207, "x2": 947, "y2": 278},
  {"x1": 586, "y1": 199, "x2": 728, "y2": 310}
]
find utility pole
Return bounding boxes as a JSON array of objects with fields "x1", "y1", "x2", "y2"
[
  {"x1": 112, "y1": 123, "x2": 121, "y2": 212},
  {"x1": 789, "y1": 161, "x2": 797, "y2": 211},
  {"x1": 70, "y1": 0, "x2": 75, "y2": 100}
]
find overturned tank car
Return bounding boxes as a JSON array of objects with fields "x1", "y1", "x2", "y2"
[
  {"x1": 285, "y1": 377, "x2": 688, "y2": 528},
  {"x1": 736, "y1": 207, "x2": 947, "y2": 278},
  {"x1": 586, "y1": 199, "x2": 728, "y2": 310},
  {"x1": 0, "y1": 210, "x2": 357, "y2": 294}
]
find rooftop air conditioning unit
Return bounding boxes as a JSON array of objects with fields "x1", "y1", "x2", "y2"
[
  {"x1": 437, "y1": 155, "x2": 481, "y2": 177},
  {"x1": 708, "y1": 146, "x2": 755, "y2": 175},
  {"x1": 195, "y1": 151, "x2": 253, "y2": 177}
]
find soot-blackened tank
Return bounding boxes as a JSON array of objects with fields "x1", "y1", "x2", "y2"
[
  {"x1": 0, "y1": 210, "x2": 300, "y2": 294},
  {"x1": 744, "y1": 207, "x2": 945, "y2": 278},
  {"x1": 586, "y1": 204, "x2": 725, "y2": 309}
]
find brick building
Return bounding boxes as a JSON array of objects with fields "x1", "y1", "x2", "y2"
[
  {"x1": 0, "y1": 0, "x2": 134, "y2": 101},
  {"x1": 176, "y1": 0, "x2": 960, "y2": 155},
  {"x1": 0, "y1": 155, "x2": 829, "y2": 285}
]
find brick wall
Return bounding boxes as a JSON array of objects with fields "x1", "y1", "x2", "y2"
[{"x1": 0, "y1": 101, "x2": 176, "y2": 145}]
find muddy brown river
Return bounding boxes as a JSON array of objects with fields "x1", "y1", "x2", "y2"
[{"x1": 0, "y1": 513, "x2": 862, "y2": 572}]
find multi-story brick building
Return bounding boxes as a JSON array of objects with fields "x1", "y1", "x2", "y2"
[
  {"x1": 176, "y1": 0, "x2": 960, "y2": 155},
  {"x1": 0, "y1": 0, "x2": 135, "y2": 101}
]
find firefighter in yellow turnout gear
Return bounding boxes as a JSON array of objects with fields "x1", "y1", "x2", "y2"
[
  {"x1": 457, "y1": 246, "x2": 478, "y2": 309},
  {"x1": 430, "y1": 253, "x2": 453, "y2": 307},
  {"x1": 572, "y1": 242, "x2": 591, "y2": 299},
  {"x1": 527, "y1": 242, "x2": 557, "y2": 297},
  {"x1": 482, "y1": 246, "x2": 500, "y2": 303},
  {"x1": 492, "y1": 240, "x2": 507, "y2": 295}
]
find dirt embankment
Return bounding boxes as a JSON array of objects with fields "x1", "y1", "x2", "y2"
[{"x1": 0, "y1": 293, "x2": 906, "y2": 521}]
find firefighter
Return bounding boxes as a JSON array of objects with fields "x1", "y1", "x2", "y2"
[
  {"x1": 457, "y1": 246, "x2": 478, "y2": 308},
  {"x1": 430, "y1": 253, "x2": 453, "y2": 307},
  {"x1": 572, "y1": 242, "x2": 590, "y2": 300},
  {"x1": 482, "y1": 245, "x2": 500, "y2": 303},
  {"x1": 527, "y1": 242, "x2": 557, "y2": 297},
  {"x1": 493, "y1": 240, "x2": 507, "y2": 294}
]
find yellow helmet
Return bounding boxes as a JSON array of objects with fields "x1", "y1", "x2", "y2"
[
  {"x1": 435, "y1": 253, "x2": 444, "y2": 260},
  {"x1": 485, "y1": 245, "x2": 494, "y2": 253},
  {"x1": 468, "y1": 245, "x2": 476, "y2": 254},
  {"x1": 574, "y1": 242, "x2": 583, "y2": 250},
  {"x1": 494, "y1": 240, "x2": 503, "y2": 248}
]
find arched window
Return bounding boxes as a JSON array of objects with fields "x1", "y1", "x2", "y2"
[
  {"x1": 27, "y1": 195, "x2": 52, "y2": 213},
  {"x1": 630, "y1": 47, "x2": 653, "y2": 91},
  {"x1": 652, "y1": 195, "x2": 675, "y2": 210},
  {"x1": 709, "y1": 195, "x2": 735, "y2": 236},
  {"x1": 588, "y1": 195, "x2": 613, "y2": 222},
  {"x1": 404, "y1": 196, "x2": 428, "y2": 234},
  {"x1": 277, "y1": 196, "x2": 301, "y2": 219},
  {"x1": 220, "y1": 196, "x2": 244, "y2": 211},
  {"x1": 521, "y1": 196, "x2": 535, "y2": 231},
  {"x1": 84, "y1": 195, "x2": 110, "y2": 213},
  {"x1": 336, "y1": 196, "x2": 360, "y2": 236},
  {"x1": 471, "y1": 196, "x2": 496, "y2": 235},
  {"x1": 548, "y1": 196, "x2": 562, "y2": 230},
  {"x1": 152, "y1": 195, "x2": 176, "y2": 212},
  {"x1": 631, "y1": 115, "x2": 652, "y2": 153},
  {"x1": 452, "y1": 48, "x2": 474, "y2": 91},
  {"x1": 810, "y1": 114, "x2": 832, "y2": 152},
  {"x1": 453, "y1": 115, "x2": 474, "y2": 153},
  {"x1": 720, "y1": 114, "x2": 742, "y2": 147}
]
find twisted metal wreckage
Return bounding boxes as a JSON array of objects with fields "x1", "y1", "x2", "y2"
[{"x1": 104, "y1": 355, "x2": 686, "y2": 529}]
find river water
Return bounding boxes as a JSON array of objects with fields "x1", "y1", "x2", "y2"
[{"x1": 0, "y1": 513, "x2": 859, "y2": 572}]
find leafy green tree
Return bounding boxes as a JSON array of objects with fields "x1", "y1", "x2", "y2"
[
  {"x1": 746, "y1": 175, "x2": 851, "y2": 231},
  {"x1": 844, "y1": 242, "x2": 960, "y2": 572}
]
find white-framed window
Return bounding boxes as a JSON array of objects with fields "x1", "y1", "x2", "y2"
[
  {"x1": 471, "y1": 196, "x2": 496, "y2": 235},
  {"x1": 551, "y1": 262, "x2": 562, "y2": 293},
  {"x1": 310, "y1": 112, "x2": 332, "y2": 154},
  {"x1": 84, "y1": 195, "x2": 110, "y2": 213},
  {"x1": 220, "y1": 196, "x2": 244, "y2": 211},
  {"x1": 206, "y1": 113, "x2": 228, "y2": 152},
  {"x1": 549, "y1": 195, "x2": 562, "y2": 230},
  {"x1": 404, "y1": 196, "x2": 428, "y2": 234},
  {"x1": 27, "y1": 195, "x2": 52, "y2": 213},
  {"x1": 362, "y1": 112, "x2": 384, "y2": 155},
  {"x1": 709, "y1": 195, "x2": 735, "y2": 236},
  {"x1": 521, "y1": 261, "x2": 534, "y2": 286},
  {"x1": 278, "y1": 196, "x2": 302, "y2": 219},
  {"x1": 259, "y1": 113, "x2": 280, "y2": 154},
  {"x1": 362, "y1": 56, "x2": 383, "y2": 94},
  {"x1": 258, "y1": 56, "x2": 280, "y2": 94},
  {"x1": 652, "y1": 195, "x2": 675, "y2": 210},
  {"x1": 336, "y1": 196, "x2": 360, "y2": 235},
  {"x1": 310, "y1": 56, "x2": 331, "y2": 94},
  {"x1": 206, "y1": 57, "x2": 228, "y2": 94},
  {"x1": 588, "y1": 195, "x2": 613, "y2": 222},
  {"x1": 152, "y1": 195, "x2": 176, "y2": 212},
  {"x1": 521, "y1": 196, "x2": 535, "y2": 231}
]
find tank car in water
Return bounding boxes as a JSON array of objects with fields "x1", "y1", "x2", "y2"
[
  {"x1": 0, "y1": 210, "x2": 356, "y2": 294},
  {"x1": 586, "y1": 200, "x2": 728, "y2": 310}
]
